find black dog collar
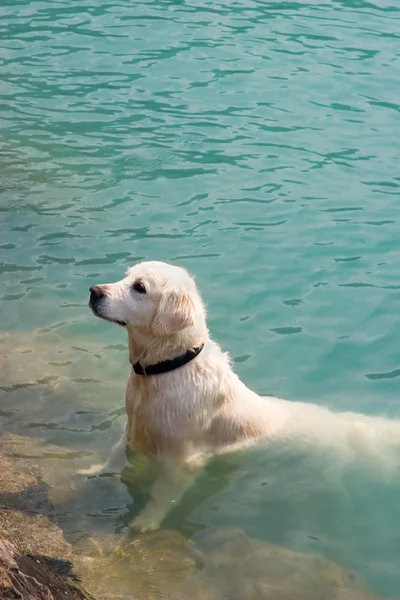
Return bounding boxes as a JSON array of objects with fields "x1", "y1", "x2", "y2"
[{"x1": 132, "y1": 343, "x2": 204, "y2": 376}]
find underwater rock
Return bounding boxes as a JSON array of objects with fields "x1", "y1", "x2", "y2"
[
  {"x1": 73, "y1": 526, "x2": 385, "y2": 600},
  {"x1": 0, "y1": 434, "x2": 93, "y2": 600},
  {"x1": 74, "y1": 528, "x2": 218, "y2": 600},
  {"x1": 198, "y1": 528, "x2": 383, "y2": 600},
  {"x1": 0, "y1": 329, "x2": 123, "y2": 406},
  {"x1": 0, "y1": 329, "x2": 126, "y2": 456}
]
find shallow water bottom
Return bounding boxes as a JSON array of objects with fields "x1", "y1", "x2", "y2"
[
  {"x1": 2, "y1": 331, "x2": 400, "y2": 598},
  {"x1": 0, "y1": 435, "x2": 387, "y2": 600}
]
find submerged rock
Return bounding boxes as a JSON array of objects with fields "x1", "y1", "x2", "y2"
[
  {"x1": 74, "y1": 528, "x2": 220, "y2": 600},
  {"x1": 73, "y1": 526, "x2": 385, "y2": 600},
  {"x1": 0, "y1": 434, "x2": 93, "y2": 600},
  {"x1": 198, "y1": 528, "x2": 383, "y2": 600},
  {"x1": 0, "y1": 329, "x2": 126, "y2": 470},
  {"x1": 0, "y1": 328, "x2": 125, "y2": 391}
]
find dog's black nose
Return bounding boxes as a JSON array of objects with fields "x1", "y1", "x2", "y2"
[{"x1": 90, "y1": 285, "x2": 104, "y2": 299}]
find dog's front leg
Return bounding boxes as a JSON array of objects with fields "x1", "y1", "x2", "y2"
[
  {"x1": 130, "y1": 459, "x2": 198, "y2": 533},
  {"x1": 78, "y1": 430, "x2": 128, "y2": 476}
]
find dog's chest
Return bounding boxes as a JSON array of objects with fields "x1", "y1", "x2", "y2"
[{"x1": 125, "y1": 376, "x2": 175, "y2": 456}]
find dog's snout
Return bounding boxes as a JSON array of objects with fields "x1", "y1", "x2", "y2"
[{"x1": 90, "y1": 285, "x2": 105, "y2": 300}]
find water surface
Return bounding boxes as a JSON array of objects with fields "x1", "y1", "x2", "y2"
[{"x1": 1, "y1": 0, "x2": 400, "y2": 596}]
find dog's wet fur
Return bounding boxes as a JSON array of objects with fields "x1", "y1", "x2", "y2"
[{"x1": 82, "y1": 260, "x2": 400, "y2": 532}]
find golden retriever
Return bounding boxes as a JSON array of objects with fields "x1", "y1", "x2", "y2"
[{"x1": 83, "y1": 260, "x2": 400, "y2": 532}]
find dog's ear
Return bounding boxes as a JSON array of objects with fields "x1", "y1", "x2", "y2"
[{"x1": 152, "y1": 286, "x2": 195, "y2": 336}]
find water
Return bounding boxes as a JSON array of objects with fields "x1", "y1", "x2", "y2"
[{"x1": 1, "y1": 0, "x2": 400, "y2": 597}]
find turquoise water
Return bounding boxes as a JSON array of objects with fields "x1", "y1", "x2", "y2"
[{"x1": 1, "y1": 0, "x2": 400, "y2": 596}]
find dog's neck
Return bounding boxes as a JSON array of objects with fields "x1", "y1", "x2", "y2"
[{"x1": 127, "y1": 325, "x2": 208, "y2": 368}]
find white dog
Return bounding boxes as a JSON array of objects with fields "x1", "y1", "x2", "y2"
[{"x1": 84, "y1": 260, "x2": 400, "y2": 532}]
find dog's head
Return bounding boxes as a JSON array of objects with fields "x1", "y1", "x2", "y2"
[{"x1": 89, "y1": 261, "x2": 206, "y2": 337}]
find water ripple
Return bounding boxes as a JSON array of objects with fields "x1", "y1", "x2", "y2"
[{"x1": 1, "y1": 0, "x2": 400, "y2": 595}]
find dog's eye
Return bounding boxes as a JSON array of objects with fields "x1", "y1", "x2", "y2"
[{"x1": 132, "y1": 281, "x2": 146, "y2": 294}]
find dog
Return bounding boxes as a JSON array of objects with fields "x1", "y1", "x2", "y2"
[{"x1": 83, "y1": 260, "x2": 400, "y2": 532}]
